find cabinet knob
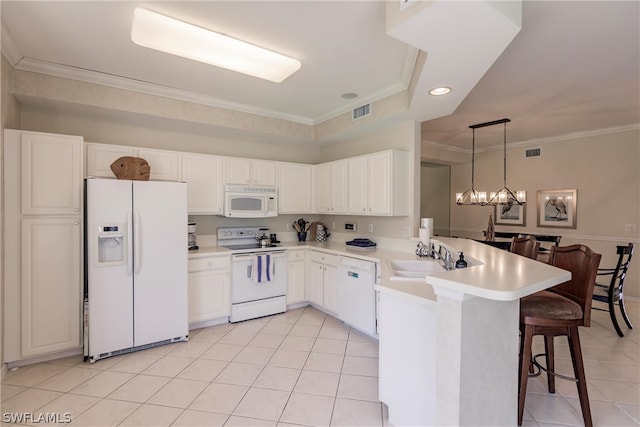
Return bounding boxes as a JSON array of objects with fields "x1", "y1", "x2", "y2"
[
  {"x1": 74, "y1": 221, "x2": 80, "y2": 225},
  {"x1": 74, "y1": 208, "x2": 80, "y2": 212}
]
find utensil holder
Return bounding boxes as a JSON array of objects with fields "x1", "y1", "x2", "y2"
[{"x1": 297, "y1": 232, "x2": 307, "y2": 242}]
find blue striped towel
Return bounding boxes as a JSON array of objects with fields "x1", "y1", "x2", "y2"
[{"x1": 251, "y1": 254, "x2": 274, "y2": 283}]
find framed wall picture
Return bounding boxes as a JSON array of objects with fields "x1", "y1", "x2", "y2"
[
  {"x1": 537, "y1": 189, "x2": 577, "y2": 229},
  {"x1": 494, "y1": 193, "x2": 526, "y2": 226}
]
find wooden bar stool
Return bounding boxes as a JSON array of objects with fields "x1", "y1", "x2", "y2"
[
  {"x1": 510, "y1": 236, "x2": 540, "y2": 259},
  {"x1": 518, "y1": 244, "x2": 601, "y2": 427}
]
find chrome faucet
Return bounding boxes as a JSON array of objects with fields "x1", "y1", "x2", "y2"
[
  {"x1": 415, "y1": 241, "x2": 431, "y2": 257},
  {"x1": 439, "y1": 246, "x2": 455, "y2": 270}
]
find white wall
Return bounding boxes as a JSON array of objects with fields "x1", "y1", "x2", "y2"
[{"x1": 421, "y1": 163, "x2": 450, "y2": 236}]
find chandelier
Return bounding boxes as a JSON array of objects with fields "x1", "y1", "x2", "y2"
[{"x1": 456, "y1": 118, "x2": 526, "y2": 206}]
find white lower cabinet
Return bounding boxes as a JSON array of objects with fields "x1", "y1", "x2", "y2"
[
  {"x1": 287, "y1": 249, "x2": 306, "y2": 304},
  {"x1": 21, "y1": 218, "x2": 82, "y2": 357},
  {"x1": 188, "y1": 255, "x2": 230, "y2": 325},
  {"x1": 307, "y1": 251, "x2": 338, "y2": 314}
]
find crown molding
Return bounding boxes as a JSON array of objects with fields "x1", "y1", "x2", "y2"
[
  {"x1": 424, "y1": 124, "x2": 640, "y2": 155},
  {"x1": 13, "y1": 57, "x2": 318, "y2": 126},
  {"x1": 1, "y1": 22, "x2": 22, "y2": 66}
]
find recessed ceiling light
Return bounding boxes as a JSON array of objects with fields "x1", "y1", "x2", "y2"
[
  {"x1": 429, "y1": 87, "x2": 452, "y2": 96},
  {"x1": 341, "y1": 92, "x2": 359, "y2": 99},
  {"x1": 131, "y1": 8, "x2": 301, "y2": 83}
]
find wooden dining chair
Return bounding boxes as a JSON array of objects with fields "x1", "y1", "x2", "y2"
[
  {"x1": 592, "y1": 243, "x2": 635, "y2": 337},
  {"x1": 510, "y1": 236, "x2": 540, "y2": 259},
  {"x1": 518, "y1": 244, "x2": 601, "y2": 427}
]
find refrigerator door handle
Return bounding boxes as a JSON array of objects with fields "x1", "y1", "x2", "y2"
[
  {"x1": 134, "y1": 211, "x2": 143, "y2": 275},
  {"x1": 127, "y1": 210, "x2": 133, "y2": 276}
]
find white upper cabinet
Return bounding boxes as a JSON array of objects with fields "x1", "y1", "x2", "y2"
[
  {"x1": 347, "y1": 155, "x2": 368, "y2": 214},
  {"x1": 86, "y1": 143, "x2": 136, "y2": 178},
  {"x1": 314, "y1": 160, "x2": 347, "y2": 214},
  {"x1": 85, "y1": 143, "x2": 180, "y2": 181},
  {"x1": 277, "y1": 162, "x2": 313, "y2": 214},
  {"x1": 367, "y1": 150, "x2": 410, "y2": 216},
  {"x1": 181, "y1": 153, "x2": 224, "y2": 214},
  {"x1": 136, "y1": 148, "x2": 181, "y2": 181},
  {"x1": 21, "y1": 132, "x2": 83, "y2": 215},
  {"x1": 224, "y1": 157, "x2": 276, "y2": 185}
]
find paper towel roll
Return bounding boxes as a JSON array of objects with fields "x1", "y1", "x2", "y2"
[
  {"x1": 419, "y1": 227, "x2": 431, "y2": 246},
  {"x1": 420, "y1": 218, "x2": 434, "y2": 237}
]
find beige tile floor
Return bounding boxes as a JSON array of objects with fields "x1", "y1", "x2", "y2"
[{"x1": 1, "y1": 302, "x2": 639, "y2": 427}]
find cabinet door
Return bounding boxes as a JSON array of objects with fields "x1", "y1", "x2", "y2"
[
  {"x1": 85, "y1": 143, "x2": 136, "y2": 178},
  {"x1": 306, "y1": 260, "x2": 324, "y2": 306},
  {"x1": 224, "y1": 158, "x2": 252, "y2": 184},
  {"x1": 21, "y1": 133, "x2": 82, "y2": 215},
  {"x1": 348, "y1": 156, "x2": 368, "y2": 214},
  {"x1": 136, "y1": 148, "x2": 181, "y2": 181},
  {"x1": 367, "y1": 151, "x2": 392, "y2": 215},
  {"x1": 188, "y1": 269, "x2": 230, "y2": 323},
  {"x1": 21, "y1": 218, "x2": 81, "y2": 357},
  {"x1": 252, "y1": 160, "x2": 277, "y2": 185},
  {"x1": 182, "y1": 154, "x2": 224, "y2": 214},
  {"x1": 315, "y1": 164, "x2": 331, "y2": 213},
  {"x1": 331, "y1": 160, "x2": 348, "y2": 214},
  {"x1": 323, "y1": 264, "x2": 338, "y2": 314},
  {"x1": 287, "y1": 260, "x2": 306, "y2": 304},
  {"x1": 278, "y1": 163, "x2": 313, "y2": 214}
]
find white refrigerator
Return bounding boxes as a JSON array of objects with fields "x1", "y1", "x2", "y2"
[{"x1": 85, "y1": 178, "x2": 188, "y2": 362}]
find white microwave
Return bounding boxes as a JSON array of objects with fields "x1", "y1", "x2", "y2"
[{"x1": 224, "y1": 184, "x2": 278, "y2": 218}]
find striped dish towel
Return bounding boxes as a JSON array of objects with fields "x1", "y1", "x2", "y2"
[{"x1": 251, "y1": 254, "x2": 274, "y2": 283}]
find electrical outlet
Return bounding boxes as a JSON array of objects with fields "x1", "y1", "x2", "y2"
[
  {"x1": 368, "y1": 224, "x2": 374, "y2": 233},
  {"x1": 625, "y1": 224, "x2": 637, "y2": 232},
  {"x1": 286, "y1": 223, "x2": 292, "y2": 231},
  {"x1": 402, "y1": 226, "x2": 411, "y2": 237},
  {"x1": 332, "y1": 221, "x2": 336, "y2": 230}
]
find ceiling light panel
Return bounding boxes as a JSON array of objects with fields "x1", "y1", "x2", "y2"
[{"x1": 131, "y1": 8, "x2": 301, "y2": 83}]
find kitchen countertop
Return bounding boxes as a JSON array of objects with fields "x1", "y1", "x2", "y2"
[
  {"x1": 189, "y1": 237, "x2": 569, "y2": 302},
  {"x1": 377, "y1": 237, "x2": 570, "y2": 302}
]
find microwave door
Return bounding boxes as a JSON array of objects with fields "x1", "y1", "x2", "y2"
[{"x1": 226, "y1": 194, "x2": 266, "y2": 217}]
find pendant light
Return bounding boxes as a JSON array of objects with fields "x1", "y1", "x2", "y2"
[
  {"x1": 486, "y1": 118, "x2": 526, "y2": 206},
  {"x1": 456, "y1": 118, "x2": 525, "y2": 206},
  {"x1": 455, "y1": 124, "x2": 487, "y2": 205}
]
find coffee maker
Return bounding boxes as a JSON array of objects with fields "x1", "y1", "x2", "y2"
[{"x1": 188, "y1": 222, "x2": 198, "y2": 250}]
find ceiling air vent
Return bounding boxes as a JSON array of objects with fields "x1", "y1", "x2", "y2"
[
  {"x1": 525, "y1": 148, "x2": 541, "y2": 158},
  {"x1": 352, "y1": 104, "x2": 371, "y2": 121}
]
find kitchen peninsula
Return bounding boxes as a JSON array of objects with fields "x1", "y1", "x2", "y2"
[{"x1": 376, "y1": 237, "x2": 570, "y2": 427}]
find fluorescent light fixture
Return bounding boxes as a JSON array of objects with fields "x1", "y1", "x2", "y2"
[{"x1": 131, "y1": 8, "x2": 301, "y2": 83}]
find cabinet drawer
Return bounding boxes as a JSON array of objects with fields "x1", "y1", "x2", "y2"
[
  {"x1": 308, "y1": 251, "x2": 337, "y2": 266},
  {"x1": 288, "y1": 250, "x2": 305, "y2": 262},
  {"x1": 189, "y1": 256, "x2": 229, "y2": 272}
]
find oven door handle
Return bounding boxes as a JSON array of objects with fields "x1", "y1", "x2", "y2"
[{"x1": 232, "y1": 252, "x2": 287, "y2": 260}]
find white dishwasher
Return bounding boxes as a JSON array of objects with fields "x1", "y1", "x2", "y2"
[{"x1": 336, "y1": 255, "x2": 377, "y2": 336}]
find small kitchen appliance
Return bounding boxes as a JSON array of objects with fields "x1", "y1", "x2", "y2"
[
  {"x1": 223, "y1": 184, "x2": 278, "y2": 218},
  {"x1": 188, "y1": 222, "x2": 198, "y2": 250}
]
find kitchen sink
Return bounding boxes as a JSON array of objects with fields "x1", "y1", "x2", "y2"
[
  {"x1": 388, "y1": 256, "x2": 483, "y2": 282},
  {"x1": 389, "y1": 259, "x2": 446, "y2": 278}
]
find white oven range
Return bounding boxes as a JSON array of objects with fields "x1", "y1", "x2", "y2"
[{"x1": 218, "y1": 227, "x2": 288, "y2": 322}]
